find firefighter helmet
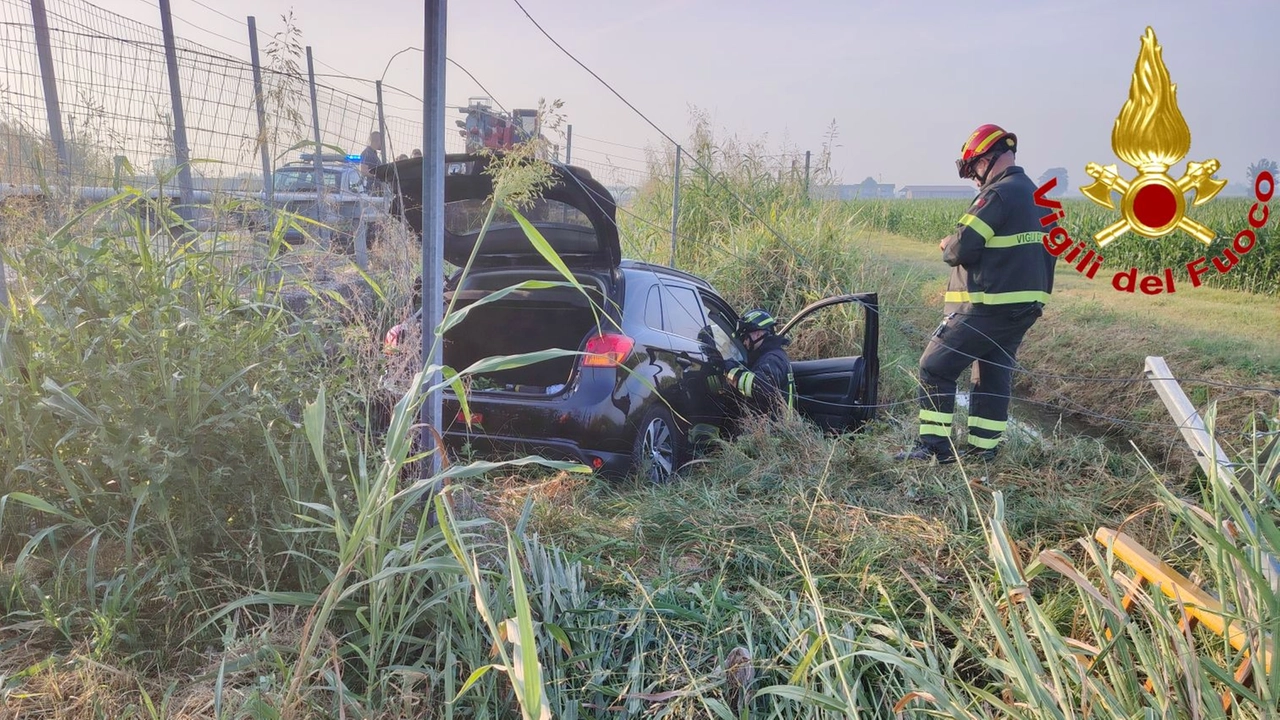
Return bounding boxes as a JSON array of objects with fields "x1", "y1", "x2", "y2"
[
  {"x1": 956, "y1": 124, "x2": 1017, "y2": 180},
  {"x1": 737, "y1": 308, "x2": 778, "y2": 337}
]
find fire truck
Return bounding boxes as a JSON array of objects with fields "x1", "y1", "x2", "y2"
[{"x1": 455, "y1": 97, "x2": 546, "y2": 156}]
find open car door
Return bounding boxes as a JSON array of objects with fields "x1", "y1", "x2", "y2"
[{"x1": 778, "y1": 293, "x2": 879, "y2": 432}]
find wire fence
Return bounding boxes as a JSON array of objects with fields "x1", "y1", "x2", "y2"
[{"x1": 0, "y1": 0, "x2": 465, "y2": 195}]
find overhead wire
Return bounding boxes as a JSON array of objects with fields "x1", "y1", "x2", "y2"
[
  {"x1": 509, "y1": 0, "x2": 824, "y2": 274},
  {"x1": 573, "y1": 133, "x2": 648, "y2": 153}
]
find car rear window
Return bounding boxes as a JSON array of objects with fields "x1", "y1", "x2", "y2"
[
  {"x1": 445, "y1": 197, "x2": 594, "y2": 235},
  {"x1": 273, "y1": 168, "x2": 341, "y2": 191},
  {"x1": 645, "y1": 286, "x2": 663, "y2": 331}
]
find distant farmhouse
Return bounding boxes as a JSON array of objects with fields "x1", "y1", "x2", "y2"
[
  {"x1": 898, "y1": 185, "x2": 976, "y2": 200},
  {"x1": 813, "y1": 177, "x2": 896, "y2": 200}
]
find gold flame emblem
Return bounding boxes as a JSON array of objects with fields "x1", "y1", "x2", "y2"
[{"x1": 1081, "y1": 27, "x2": 1226, "y2": 247}]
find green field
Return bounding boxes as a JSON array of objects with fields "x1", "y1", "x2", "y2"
[
  {"x1": 2, "y1": 138, "x2": 1278, "y2": 719},
  {"x1": 844, "y1": 194, "x2": 1278, "y2": 296}
]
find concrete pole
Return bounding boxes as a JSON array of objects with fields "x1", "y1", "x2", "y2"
[
  {"x1": 305, "y1": 47, "x2": 328, "y2": 243},
  {"x1": 157, "y1": 0, "x2": 195, "y2": 220},
  {"x1": 247, "y1": 16, "x2": 274, "y2": 208},
  {"x1": 376, "y1": 80, "x2": 389, "y2": 163},
  {"x1": 670, "y1": 145, "x2": 681, "y2": 268},
  {"x1": 29, "y1": 0, "x2": 71, "y2": 181},
  {"x1": 804, "y1": 149, "x2": 812, "y2": 199},
  {"x1": 422, "y1": 0, "x2": 447, "y2": 476},
  {"x1": 564, "y1": 124, "x2": 572, "y2": 165}
]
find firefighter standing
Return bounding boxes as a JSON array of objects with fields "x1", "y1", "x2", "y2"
[
  {"x1": 896, "y1": 124, "x2": 1059, "y2": 463},
  {"x1": 725, "y1": 309, "x2": 796, "y2": 417}
]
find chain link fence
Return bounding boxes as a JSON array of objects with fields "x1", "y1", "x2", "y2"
[{"x1": 0, "y1": 0, "x2": 462, "y2": 196}]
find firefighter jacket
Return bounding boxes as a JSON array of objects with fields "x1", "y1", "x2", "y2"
[
  {"x1": 940, "y1": 166, "x2": 1059, "y2": 316},
  {"x1": 726, "y1": 334, "x2": 795, "y2": 415}
]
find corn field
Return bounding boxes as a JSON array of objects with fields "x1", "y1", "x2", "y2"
[{"x1": 848, "y1": 198, "x2": 1279, "y2": 296}]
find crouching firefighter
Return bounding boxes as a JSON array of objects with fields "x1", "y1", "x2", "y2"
[
  {"x1": 724, "y1": 309, "x2": 796, "y2": 417},
  {"x1": 896, "y1": 124, "x2": 1059, "y2": 464}
]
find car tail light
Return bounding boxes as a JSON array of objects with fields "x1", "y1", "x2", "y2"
[
  {"x1": 590, "y1": 456, "x2": 604, "y2": 470},
  {"x1": 583, "y1": 333, "x2": 634, "y2": 368},
  {"x1": 455, "y1": 410, "x2": 482, "y2": 425}
]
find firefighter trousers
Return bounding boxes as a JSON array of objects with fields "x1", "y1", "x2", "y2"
[{"x1": 915, "y1": 304, "x2": 1043, "y2": 454}]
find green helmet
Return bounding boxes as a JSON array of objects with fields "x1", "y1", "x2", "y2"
[{"x1": 737, "y1": 308, "x2": 778, "y2": 337}]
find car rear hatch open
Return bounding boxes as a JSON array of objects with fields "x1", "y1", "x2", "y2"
[
  {"x1": 371, "y1": 152, "x2": 621, "y2": 270},
  {"x1": 374, "y1": 152, "x2": 625, "y2": 398}
]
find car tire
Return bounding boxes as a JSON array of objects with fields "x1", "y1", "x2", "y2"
[{"x1": 632, "y1": 404, "x2": 689, "y2": 486}]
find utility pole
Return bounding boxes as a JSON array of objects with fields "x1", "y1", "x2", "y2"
[
  {"x1": 564, "y1": 124, "x2": 572, "y2": 165},
  {"x1": 421, "y1": 0, "x2": 447, "y2": 477}
]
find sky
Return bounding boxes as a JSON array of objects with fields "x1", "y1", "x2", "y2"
[{"x1": 82, "y1": 0, "x2": 1280, "y2": 190}]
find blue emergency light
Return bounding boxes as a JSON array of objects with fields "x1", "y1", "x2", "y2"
[{"x1": 299, "y1": 152, "x2": 364, "y2": 163}]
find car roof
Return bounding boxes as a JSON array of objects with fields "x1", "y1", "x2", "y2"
[{"x1": 620, "y1": 259, "x2": 717, "y2": 293}]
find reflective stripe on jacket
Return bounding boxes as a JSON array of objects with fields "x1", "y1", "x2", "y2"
[
  {"x1": 727, "y1": 337, "x2": 795, "y2": 414},
  {"x1": 940, "y1": 166, "x2": 1059, "y2": 315}
]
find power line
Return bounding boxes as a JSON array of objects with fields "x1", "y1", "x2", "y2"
[
  {"x1": 574, "y1": 133, "x2": 648, "y2": 153},
  {"x1": 509, "y1": 0, "x2": 822, "y2": 275},
  {"x1": 129, "y1": 0, "x2": 250, "y2": 51},
  {"x1": 571, "y1": 144, "x2": 649, "y2": 167}
]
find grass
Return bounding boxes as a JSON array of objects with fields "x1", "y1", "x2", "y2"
[
  {"x1": 2, "y1": 121, "x2": 1279, "y2": 718},
  {"x1": 847, "y1": 194, "x2": 1280, "y2": 296}
]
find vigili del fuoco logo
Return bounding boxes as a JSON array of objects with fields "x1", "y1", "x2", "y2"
[{"x1": 1034, "y1": 27, "x2": 1273, "y2": 295}]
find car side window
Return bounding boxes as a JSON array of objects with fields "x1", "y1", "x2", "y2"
[
  {"x1": 702, "y1": 298, "x2": 748, "y2": 363},
  {"x1": 661, "y1": 285, "x2": 706, "y2": 340},
  {"x1": 644, "y1": 286, "x2": 663, "y2": 331}
]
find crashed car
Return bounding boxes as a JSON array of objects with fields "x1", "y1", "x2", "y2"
[{"x1": 372, "y1": 152, "x2": 879, "y2": 483}]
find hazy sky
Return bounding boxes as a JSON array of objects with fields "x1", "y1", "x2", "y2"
[{"x1": 87, "y1": 0, "x2": 1279, "y2": 189}]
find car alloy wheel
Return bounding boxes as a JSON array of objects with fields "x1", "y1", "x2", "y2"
[{"x1": 640, "y1": 415, "x2": 675, "y2": 485}]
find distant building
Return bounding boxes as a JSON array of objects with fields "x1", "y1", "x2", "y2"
[
  {"x1": 813, "y1": 177, "x2": 896, "y2": 201},
  {"x1": 898, "y1": 185, "x2": 976, "y2": 200}
]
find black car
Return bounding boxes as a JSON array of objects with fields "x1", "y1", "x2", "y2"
[{"x1": 373, "y1": 153, "x2": 879, "y2": 483}]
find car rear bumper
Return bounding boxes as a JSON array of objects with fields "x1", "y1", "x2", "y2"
[
  {"x1": 441, "y1": 430, "x2": 631, "y2": 478},
  {"x1": 439, "y1": 379, "x2": 634, "y2": 477}
]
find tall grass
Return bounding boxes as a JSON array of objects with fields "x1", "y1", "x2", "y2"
[{"x1": 3, "y1": 124, "x2": 1275, "y2": 719}]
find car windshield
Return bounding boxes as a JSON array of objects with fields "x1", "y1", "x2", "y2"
[
  {"x1": 444, "y1": 197, "x2": 593, "y2": 235},
  {"x1": 273, "y1": 168, "x2": 342, "y2": 192}
]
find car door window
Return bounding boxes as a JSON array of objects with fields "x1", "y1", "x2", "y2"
[
  {"x1": 661, "y1": 285, "x2": 706, "y2": 340},
  {"x1": 701, "y1": 298, "x2": 747, "y2": 363}
]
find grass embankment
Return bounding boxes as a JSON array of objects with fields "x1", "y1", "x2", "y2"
[
  {"x1": 840, "y1": 202, "x2": 1280, "y2": 471},
  {"x1": 2, "y1": 132, "x2": 1278, "y2": 718}
]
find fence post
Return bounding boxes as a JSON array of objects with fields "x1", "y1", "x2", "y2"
[
  {"x1": 247, "y1": 16, "x2": 274, "y2": 214},
  {"x1": 564, "y1": 124, "x2": 572, "y2": 165},
  {"x1": 0, "y1": 252, "x2": 9, "y2": 324},
  {"x1": 421, "y1": 0, "x2": 447, "y2": 478},
  {"x1": 29, "y1": 0, "x2": 71, "y2": 183},
  {"x1": 305, "y1": 46, "x2": 328, "y2": 243},
  {"x1": 376, "y1": 80, "x2": 388, "y2": 161},
  {"x1": 157, "y1": 0, "x2": 195, "y2": 223},
  {"x1": 670, "y1": 144, "x2": 681, "y2": 268},
  {"x1": 804, "y1": 149, "x2": 811, "y2": 199}
]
